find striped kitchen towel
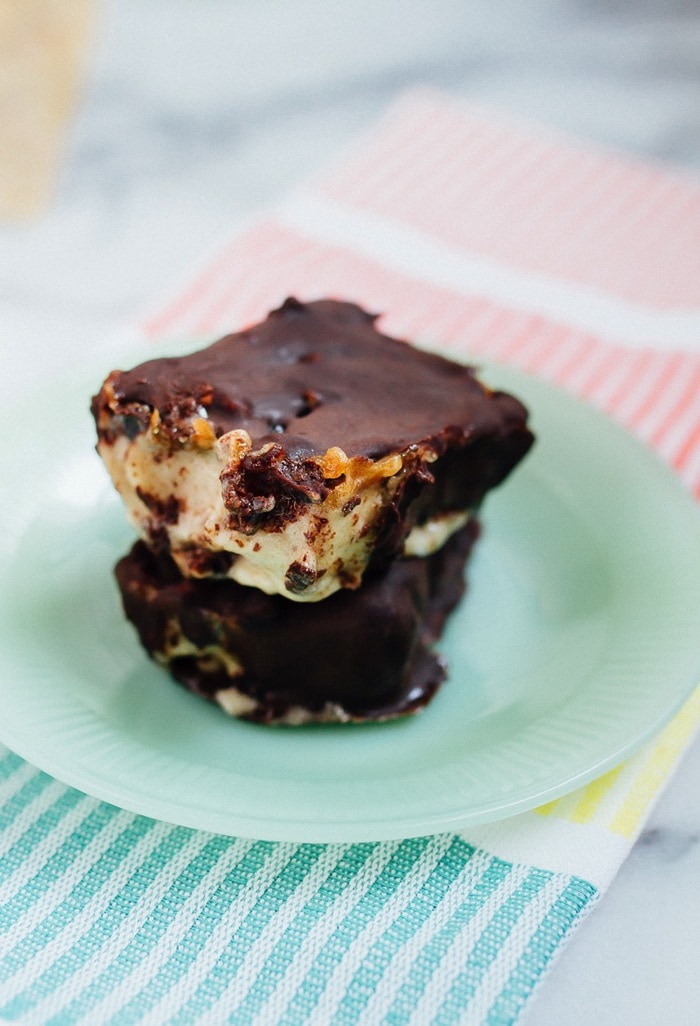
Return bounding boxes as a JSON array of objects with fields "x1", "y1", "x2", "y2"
[{"x1": 2, "y1": 89, "x2": 700, "y2": 1025}]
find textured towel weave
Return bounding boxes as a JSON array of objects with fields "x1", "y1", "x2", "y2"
[{"x1": 1, "y1": 90, "x2": 699, "y2": 1025}]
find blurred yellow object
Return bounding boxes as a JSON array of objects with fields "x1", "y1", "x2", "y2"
[{"x1": 0, "y1": 0, "x2": 95, "y2": 219}]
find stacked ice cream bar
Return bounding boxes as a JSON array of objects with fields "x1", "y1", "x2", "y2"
[{"x1": 92, "y1": 298, "x2": 533, "y2": 724}]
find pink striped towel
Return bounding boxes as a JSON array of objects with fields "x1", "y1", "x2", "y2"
[{"x1": 144, "y1": 90, "x2": 700, "y2": 495}]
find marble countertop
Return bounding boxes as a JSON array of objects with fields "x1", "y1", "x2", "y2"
[{"x1": 1, "y1": 2, "x2": 699, "y2": 1022}]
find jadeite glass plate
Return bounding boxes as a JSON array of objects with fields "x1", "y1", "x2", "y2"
[{"x1": 1, "y1": 361, "x2": 699, "y2": 843}]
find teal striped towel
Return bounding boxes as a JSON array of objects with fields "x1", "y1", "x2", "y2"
[
  {"x1": 0, "y1": 745, "x2": 597, "y2": 1025},
  {"x1": 2, "y1": 691, "x2": 698, "y2": 1026}
]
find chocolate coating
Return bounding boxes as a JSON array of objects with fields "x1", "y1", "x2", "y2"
[
  {"x1": 115, "y1": 521, "x2": 480, "y2": 724},
  {"x1": 94, "y1": 297, "x2": 532, "y2": 461}
]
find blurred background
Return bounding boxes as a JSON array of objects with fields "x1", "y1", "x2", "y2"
[
  {"x1": 2, "y1": 0, "x2": 700, "y2": 387},
  {"x1": 1, "y1": 3, "x2": 699, "y2": 1023}
]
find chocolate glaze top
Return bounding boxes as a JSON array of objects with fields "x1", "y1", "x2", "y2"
[{"x1": 100, "y1": 297, "x2": 531, "y2": 460}]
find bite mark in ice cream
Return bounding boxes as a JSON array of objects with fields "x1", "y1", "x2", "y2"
[{"x1": 93, "y1": 298, "x2": 533, "y2": 601}]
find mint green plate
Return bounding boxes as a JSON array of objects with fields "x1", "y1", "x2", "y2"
[{"x1": 1, "y1": 363, "x2": 699, "y2": 842}]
